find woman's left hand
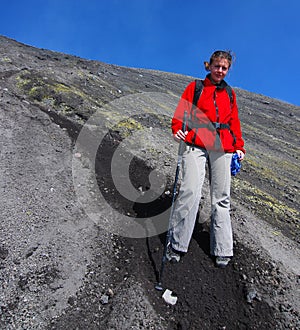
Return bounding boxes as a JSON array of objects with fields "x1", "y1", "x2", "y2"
[{"x1": 236, "y1": 150, "x2": 245, "y2": 161}]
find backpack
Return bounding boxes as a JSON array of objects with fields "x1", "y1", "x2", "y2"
[
  {"x1": 192, "y1": 79, "x2": 234, "y2": 109},
  {"x1": 191, "y1": 79, "x2": 240, "y2": 173},
  {"x1": 193, "y1": 79, "x2": 233, "y2": 107},
  {"x1": 189, "y1": 79, "x2": 235, "y2": 149}
]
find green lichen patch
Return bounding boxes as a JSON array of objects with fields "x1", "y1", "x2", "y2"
[
  {"x1": 16, "y1": 70, "x2": 88, "y2": 119},
  {"x1": 113, "y1": 117, "x2": 144, "y2": 138},
  {"x1": 16, "y1": 71, "x2": 53, "y2": 102},
  {"x1": 1, "y1": 56, "x2": 13, "y2": 63},
  {"x1": 232, "y1": 177, "x2": 299, "y2": 240}
]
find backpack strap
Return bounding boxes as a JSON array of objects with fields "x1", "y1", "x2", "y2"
[
  {"x1": 192, "y1": 79, "x2": 204, "y2": 107},
  {"x1": 225, "y1": 85, "x2": 234, "y2": 107},
  {"x1": 190, "y1": 79, "x2": 204, "y2": 147},
  {"x1": 224, "y1": 85, "x2": 236, "y2": 144}
]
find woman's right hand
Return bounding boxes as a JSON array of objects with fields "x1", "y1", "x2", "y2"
[{"x1": 173, "y1": 130, "x2": 188, "y2": 142}]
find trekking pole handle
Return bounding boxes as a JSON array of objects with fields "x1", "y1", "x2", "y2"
[{"x1": 178, "y1": 111, "x2": 187, "y2": 156}]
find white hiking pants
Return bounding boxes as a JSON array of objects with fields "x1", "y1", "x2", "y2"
[{"x1": 170, "y1": 146, "x2": 233, "y2": 257}]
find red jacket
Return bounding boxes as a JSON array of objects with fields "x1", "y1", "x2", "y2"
[{"x1": 172, "y1": 75, "x2": 245, "y2": 153}]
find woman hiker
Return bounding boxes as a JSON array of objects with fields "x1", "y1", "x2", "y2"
[{"x1": 167, "y1": 50, "x2": 245, "y2": 268}]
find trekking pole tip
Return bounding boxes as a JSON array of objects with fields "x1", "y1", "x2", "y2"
[{"x1": 155, "y1": 282, "x2": 163, "y2": 291}]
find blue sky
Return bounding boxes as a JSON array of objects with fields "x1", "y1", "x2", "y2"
[{"x1": 1, "y1": 0, "x2": 299, "y2": 106}]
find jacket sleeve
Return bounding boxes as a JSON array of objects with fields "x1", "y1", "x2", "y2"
[
  {"x1": 172, "y1": 81, "x2": 195, "y2": 134},
  {"x1": 229, "y1": 90, "x2": 246, "y2": 154}
]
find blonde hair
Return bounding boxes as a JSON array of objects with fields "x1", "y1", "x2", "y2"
[{"x1": 204, "y1": 50, "x2": 235, "y2": 71}]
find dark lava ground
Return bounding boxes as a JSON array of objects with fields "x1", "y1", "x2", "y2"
[
  {"x1": 98, "y1": 134, "x2": 296, "y2": 330},
  {"x1": 49, "y1": 128, "x2": 297, "y2": 330}
]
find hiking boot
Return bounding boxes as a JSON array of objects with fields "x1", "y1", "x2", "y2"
[
  {"x1": 166, "y1": 245, "x2": 181, "y2": 263},
  {"x1": 215, "y1": 256, "x2": 231, "y2": 268}
]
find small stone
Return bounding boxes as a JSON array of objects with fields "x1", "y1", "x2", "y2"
[
  {"x1": 245, "y1": 286, "x2": 261, "y2": 304},
  {"x1": 100, "y1": 294, "x2": 109, "y2": 305},
  {"x1": 107, "y1": 288, "x2": 114, "y2": 297},
  {"x1": 0, "y1": 247, "x2": 9, "y2": 260}
]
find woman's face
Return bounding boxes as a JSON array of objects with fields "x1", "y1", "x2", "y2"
[{"x1": 209, "y1": 58, "x2": 230, "y2": 84}]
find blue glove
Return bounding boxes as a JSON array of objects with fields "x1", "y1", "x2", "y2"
[{"x1": 231, "y1": 153, "x2": 241, "y2": 176}]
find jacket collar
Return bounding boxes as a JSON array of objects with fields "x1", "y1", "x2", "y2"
[{"x1": 204, "y1": 74, "x2": 228, "y2": 89}]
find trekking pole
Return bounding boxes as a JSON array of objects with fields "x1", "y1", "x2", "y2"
[{"x1": 155, "y1": 111, "x2": 187, "y2": 291}]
